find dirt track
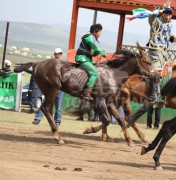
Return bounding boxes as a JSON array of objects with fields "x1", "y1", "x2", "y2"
[{"x1": 0, "y1": 117, "x2": 176, "y2": 180}]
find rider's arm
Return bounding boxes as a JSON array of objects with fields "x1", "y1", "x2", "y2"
[
  {"x1": 150, "y1": 17, "x2": 160, "y2": 33},
  {"x1": 148, "y1": 7, "x2": 162, "y2": 28},
  {"x1": 85, "y1": 35, "x2": 105, "y2": 56}
]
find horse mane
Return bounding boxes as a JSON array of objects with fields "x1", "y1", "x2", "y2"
[{"x1": 107, "y1": 49, "x2": 137, "y2": 68}]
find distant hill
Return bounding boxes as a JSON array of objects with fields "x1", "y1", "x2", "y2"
[{"x1": 0, "y1": 21, "x2": 149, "y2": 53}]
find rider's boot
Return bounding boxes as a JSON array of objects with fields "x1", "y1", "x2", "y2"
[
  {"x1": 148, "y1": 77, "x2": 164, "y2": 107},
  {"x1": 82, "y1": 86, "x2": 93, "y2": 101}
]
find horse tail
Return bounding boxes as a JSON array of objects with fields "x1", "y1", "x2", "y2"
[
  {"x1": 161, "y1": 77, "x2": 176, "y2": 97},
  {"x1": 14, "y1": 62, "x2": 35, "y2": 74}
]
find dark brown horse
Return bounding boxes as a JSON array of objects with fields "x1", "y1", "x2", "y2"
[{"x1": 14, "y1": 44, "x2": 152, "y2": 145}]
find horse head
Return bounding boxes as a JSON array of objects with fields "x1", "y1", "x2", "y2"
[
  {"x1": 136, "y1": 42, "x2": 153, "y2": 76},
  {"x1": 107, "y1": 43, "x2": 153, "y2": 76}
]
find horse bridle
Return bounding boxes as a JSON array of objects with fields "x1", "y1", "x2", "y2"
[{"x1": 136, "y1": 56, "x2": 153, "y2": 76}]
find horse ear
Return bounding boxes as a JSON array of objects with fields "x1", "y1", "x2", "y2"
[{"x1": 136, "y1": 42, "x2": 145, "y2": 56}]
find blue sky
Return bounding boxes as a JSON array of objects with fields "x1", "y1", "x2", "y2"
[
  {"x1": 0, "y1": 0, "x2": 176, "y2": 36},
  {"x1": 0, "y1": 0, "x2": 149, "y2": 34}
]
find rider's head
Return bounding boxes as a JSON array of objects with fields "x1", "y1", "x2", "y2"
[
  {"x1": 90, "y1": 23, "x2": 103, "y2": 39},
  {"x1": 162, "y1": 7, "x2": 173, "y2": 23}
]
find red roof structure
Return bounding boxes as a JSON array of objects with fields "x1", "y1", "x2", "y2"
[
  {"x1": 76, "y1": 0, "x2": 176, "y2": 15},
  {"x1": 68, "y1": 0, "x2": 176, "y2": 62}
]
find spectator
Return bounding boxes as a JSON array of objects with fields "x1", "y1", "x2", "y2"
[
  {"x1": 76, "y1": 110, "x2": 94, "y2": 121},
  {"x1": 28, "y1": 75, "x2": 42, "y2": 113},
  {"x1": 32, "y1": 48, "x2": 64, "y2": 126},
  {"x1": 147, "y1": 106, "x2": 161, "y2": 129},
  {"x1": 111, "y1": 106, "x2": 125, "y2": 124},
  {"x1": 93, "y1": 106, "x2": 100, "y2": 121},
  {"x1": 0, "y1": 60, "x2": 13, "y2": 77},
  {"x1": 76, "y1": 99, "x2": 94, "y2": 121}
]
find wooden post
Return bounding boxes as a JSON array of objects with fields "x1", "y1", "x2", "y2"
[
  {"x1": 117, "y1": 15, "x2": 125, "y2": 50},
  {"x1": 68, "y1": 0, "x2": 78, "y2": 49},
  {"x1": 2, "y1": 22, "x2": 9, "y2": 68},
  {"x1": 93, "y1": 11, "x2": 98, "y2": 24}
]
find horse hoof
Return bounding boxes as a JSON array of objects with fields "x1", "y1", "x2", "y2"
[
  {"x1": 102, "y1": 137, "x2": 114, "y2": 143},
  {"x1": 83, "y1": 128, "x2": 92, "y2": 134},
  {"x1": 58, "y1": 139, "x2": 65, "y2": 145},
  {"x1": 53, "y1": 133, "x2": 59, "y2": 141},
  {"x1": 141, "y1": 146, "x2": 146, "y2": 155},
  {"x1": 154, "y1": 166, "x2": 163, "y2": 171},
  {"x1": 128, "y1": 142, "x2": 134, "y2": 147},
  {"x1": 142, "y1": 138, "x2": 150, "y2": 144},
  {"x1": 107, "y1": 137, "x2": 114, "y2": 143}
]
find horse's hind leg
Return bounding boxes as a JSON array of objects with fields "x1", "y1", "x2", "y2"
[
  {"x1": 42, "y1": 88, "x2": 64, "y2": 144},
  {"x1": 108, "y1": 103, "x2": 134, "y2": 147}
]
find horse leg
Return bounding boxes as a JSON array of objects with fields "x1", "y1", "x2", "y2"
[
  {"x1": 83, "y1": 98, "x2": 111, "y2": 138},
  {"x1": 120, "y1": 87, "x2": 148, "y2": 143},
  {"x1": 141, "y1": 118, "x2": 176, "y2": 155},
  {"x1": 42, "y1": 89, "x2": 64, "y2": 144},
  {"x1": 108, "y1": 103, "x2": 134, "y2": 147},
  {"x1": 153, "y1": 118, "x2": 176, "y2": 170},
  {"x1": 152, "y1": 128, "x2": 175, "y2": 171},
  {"x1": 123, "y1": 100, "x2": 148, "y2": 143}
]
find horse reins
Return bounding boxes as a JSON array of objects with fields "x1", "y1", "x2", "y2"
[{"x1": 95, "y1": 55, "x2": 152, "y2": 80}]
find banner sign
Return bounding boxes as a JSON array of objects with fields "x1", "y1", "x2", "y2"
[{"x1": 0, "y1": 73, "x2": 17, "y2": 109}]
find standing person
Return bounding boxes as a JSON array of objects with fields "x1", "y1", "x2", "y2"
[
  {"x1": 111, "y1": 106, "x2": 125, "y2": 124},
  {"x1": 32, "y1": 48, "x2": 64, "y2": 126},
  {"x1": 147, "y1": 106, "x2": 161, "y2": 129},
  {"x1": 147, "y1": 6, "x2": 176, "y2": 104},
  {"x1": 28, "y1": 75, "x2": 42, "y2": 113},
  {"x1": 76, "y1": 110, "x2": 94, "y2": 121},
  {"x1": 0, "y1": 60, "x2": 13, "y2": 77},
  {"x1": 75, "y1": 23, "x2": 106, "y2": 101},
  {"x1": 76, "y1": 99, "x2": 94, "y2": 121},
  {"x1": 93, "y1": 106, "x2": 100, "y2": 121}
]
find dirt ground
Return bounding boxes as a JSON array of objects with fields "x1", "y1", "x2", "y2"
[{"x1": 0, "y1": 113, "x2": 176, "y2": 180}]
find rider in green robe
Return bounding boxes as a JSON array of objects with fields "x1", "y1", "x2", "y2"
[{"x1": 75, "y1": 23, "x2": 105, "y2": 100}]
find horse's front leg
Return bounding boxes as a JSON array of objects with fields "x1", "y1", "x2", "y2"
[
  {"x1": 120, "y1": 87, "x2": 149, "y2": 143},
  {"x1": 141, "y1": 118, "x2": 176, "y2": 170},
  {"x1": 122, "y1": 98, "x2": 149, "y2": 143},
  {"x1": 42, "y1": 90, "x2": 64, "y2": 144},
  {"x1": 141, "y1": 119, "x2": 175, "y2": 156},
  {"x1": 108, "y1": 103, "x2": 134, "y2": 147},
  {"x1": 153, "y1": 131, "x2": 174, "y2": 171}
]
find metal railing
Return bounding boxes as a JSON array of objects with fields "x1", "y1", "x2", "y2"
[{"x1": 122, "y1": 44, "x2": 176, "y2": 62}]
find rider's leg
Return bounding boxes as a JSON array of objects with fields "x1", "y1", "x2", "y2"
[
  {"x1": 148, "y1": 76, "x2": 160, "y2": 102},
  {"x1": 81, "y1": 61, "x2": 98, "y2": 100},
  {"x1": 148, "y1": 49, "x2": 166, "y2": 105}
]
